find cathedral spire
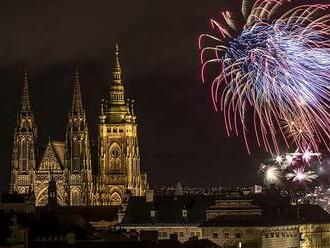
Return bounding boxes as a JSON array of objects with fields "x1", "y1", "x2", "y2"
[
  {"x1": 109, "y1": 43, "x2": 125, "y2": 106},
  {"x1": 21, "y1": 69, "x2": 31, "y2": 112},
  {"x1": 112, "y1": 43, "x2": 122, "y2": 85},
  {"x1": 71, "y1": 68, "x2": 83, "y2": 113}
]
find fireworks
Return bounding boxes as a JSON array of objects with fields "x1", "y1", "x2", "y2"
[
  {"x1": 260, "y1": 164, "x2": 281, "y2": 185},
  {"x1": 261, "y1": 148, "x2": 320, "y2": 185},
  {"x1": 286, "y1": 167, "x2": 318, "y2": 183},
  {"x1": 199, "y1": 0, "x2": 330, "y2": 154}
]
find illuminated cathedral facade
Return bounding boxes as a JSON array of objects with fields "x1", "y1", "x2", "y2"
[{"x1": 9, "y1": 45, "x2": 149, "y2": 206}]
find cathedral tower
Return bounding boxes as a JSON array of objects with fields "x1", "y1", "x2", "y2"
[
  {"x1": 65, "y1": 69, "x2": 93, "y2": 205},
  {"x1": 96, "y1": 45, "x2": 148, "y2": 205},
  {"x1": 10, "y1": 71, "x2": 37, "y2": 194}
]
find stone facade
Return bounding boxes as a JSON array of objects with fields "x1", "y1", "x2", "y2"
[{"x1": 9, "y1": 45, "x2": 148, "y2": 206}]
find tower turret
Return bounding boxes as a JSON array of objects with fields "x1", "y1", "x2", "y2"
[
  {"x1": 96, "y1": 45, "x2": 148, "y2": 206},
  {"x1": 10, "y1": 70, "x2": 37, "y2": 194},
  {"x1": 65, "y1": 69, "x2": 93, "y2": 205}
]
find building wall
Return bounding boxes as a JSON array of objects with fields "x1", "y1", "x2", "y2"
[
  {"x1": 300, "y1": 223, "x2": 330, "y2": 248},
  {"x1": 123, "y1": 226, "x2": 203, "y2": 243},
  {"x1": 262, "y1": 225, "x2": 300, "y2": 248},
  {"x1": 202, "y1": 225, "x2": 301, "y2": 248},
  {"x1": 203, "y1": 226, "x2": 262, "y2": 248}
]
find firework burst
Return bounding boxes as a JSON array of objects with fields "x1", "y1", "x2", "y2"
[
  {"x1": 260, "y1": 148, "x2": 320, "y2": 186},
  {"x1": 260, "y1": 164, "x2": 281, "y2": 185},
  {"x1": 199, "y1": 0, "x2": 330, "y2": 154},
  {"x1": 286, "y1": 167, "x2": 318, "y2": 183}
]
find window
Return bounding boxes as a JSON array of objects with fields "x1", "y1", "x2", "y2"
[
  {"x1": 179, "y1": 232, "x2": 184, "y2": 237},
  {"x1": 213, "y1": 233, "x2": 219, "y2": 239},
  {"x1": 225, "y1": 233, "x2": 229, "y2": 238},
  {"x1": 182, "y1": 210, "x2": 188, "y2": 217},
  {"x1": 162, "y1": 232, "x2": 167, "y2": 238},
  {"x1": 190, "y1": 232, "x2": 195, "y2": 237},
  {"x1": 150, "y1": 210, "x2": 156, "y2": 217},
  {"x1": 110, "y1": 192, "x2": 122, "y2": 206},
  {"x1": 71, "y1": 190, "x2": 79, "y2": 206},
  {"x1": 236, "y1": 233, "x2": 242, "y2": 239},
  {"x1": 196, "y1": 232, "x2": 200, "y2": 238}
]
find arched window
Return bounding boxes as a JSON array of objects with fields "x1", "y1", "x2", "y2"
[
  {"x1": 21, "y1": 140, "x2": 28, "y2": 172},
  {"x1": 73, "y1": 142, "x2": 80, "y2": 171},
  {"x1": 110, "y1": 192, "x2": 122, "y2": 205},
  {"x1": 70, "y1": 190, "x2": 80, "y2": 206}
]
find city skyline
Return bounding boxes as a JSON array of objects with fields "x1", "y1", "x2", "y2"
[{"x1": 2, "y1": 0, "x2": 330, "y2": 247}]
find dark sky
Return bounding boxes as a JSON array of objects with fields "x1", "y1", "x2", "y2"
[{"x1": 0, "y1": 0, "x2": 277, "y2": 191}]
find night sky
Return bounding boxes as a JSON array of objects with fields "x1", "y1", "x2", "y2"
[{"x1": 0, "y1": 0, "x2": 282, "y2": 191}]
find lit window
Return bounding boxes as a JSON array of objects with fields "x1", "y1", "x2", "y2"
[
  {"x1": 150, "y1": 210, "x2": 156, "y2": 217},
  {"x1": 182, "y1": 210, "x2": 188, "y2": 217}
]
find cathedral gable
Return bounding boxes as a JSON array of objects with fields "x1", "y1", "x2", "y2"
[{"x1": 38, "y1": 141, "x2": 65, "y2": 171}]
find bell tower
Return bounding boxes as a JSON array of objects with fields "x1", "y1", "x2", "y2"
[
  {"x1": 10, "y1": 71, "x2": 37, "y2": 194},
  {"x1": 96, "y1": 44, "x2": 148, "y2": 206},
  {"x1": 65, "y1": 69, "x2": 93, "y2": 205}
]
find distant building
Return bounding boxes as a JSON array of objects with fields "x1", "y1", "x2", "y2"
[
  {"x1": 120, "y1": 189, "x2": 330, "y2": 248},
  {"x1": 9, "y1": 45, "x2": 148, "y2": 206}
]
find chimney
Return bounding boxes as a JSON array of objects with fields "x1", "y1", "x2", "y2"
[{"x1": 146, "y1": 190, "x2": 154, "y2": 203}]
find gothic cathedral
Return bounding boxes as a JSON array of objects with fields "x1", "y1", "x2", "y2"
[{"x1": 10, "y1": 45, "x2": 149, "y2": 206}]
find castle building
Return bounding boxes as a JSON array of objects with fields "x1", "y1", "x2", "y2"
[
  {"x1": 9, "y1": 45, "x2": 148, "y2": 206},
  {"x1": 120, "y1": 190, "x2": 330, "y2": 248}
]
